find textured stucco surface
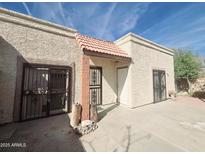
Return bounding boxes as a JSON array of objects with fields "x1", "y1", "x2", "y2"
[
  {"x1": 90, "y1": 56, "x2": 118, "y2": 105},
  {"x1": 0, "y1": 36, "x2": 17, "y2": 123},
  {"x1": 116, "y1": 34, "x2": 175, "y2": 108},
  {"x1": 0, "y1": 12, "x2": 82, "y2": 124},
  {"x1": 0, "y1": 9, "x2": 175, "y2": 124},
  {"x1": 89, "y1": 56, "x2": 130, "y2": 106},
  {"x1": 115, "y1": 33, "x2": 173, "y2": 56},
  {"x1": 116, "y1": 61, "x2": 132, "y2": 108}
]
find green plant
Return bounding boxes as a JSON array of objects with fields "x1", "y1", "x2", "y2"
[{"x1": 174, "y1": 49, "x2": 201, "y2": 94}]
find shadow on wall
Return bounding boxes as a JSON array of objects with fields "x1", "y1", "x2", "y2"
[
  {"x1": 0, "y1": 114, "x2": 85, "y2": 152},
  {"x1": 102, "y1": 62, "x2": 118, "y2": 98},
  {"x1": 0, "y1": 36, "x2": 28, "y2": 124},
  {"x1": 0, "y1": 36, "x2": 71, "y2": 123},
  {"x1": 90, "y1": 57, "x2": 130, "y2": 106},
  {"x1": 96, "y1": 64, "x2": 129, "y2": 121},
  {"x1": 0, "y1": 37, "x2": 85, "y2": 151},
  {"x1": 102, "y1": 64, "x2": 129, "y2": 105},
  {"x1": 116, "y1": 67, "x2": 128, "y2": 103}
]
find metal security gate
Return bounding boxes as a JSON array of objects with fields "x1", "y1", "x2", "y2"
[
  {"x1": 89, "y1": 66, "x2": 102, "y2": 105},
  {"x1": 20, "y1": 64, "x2": 72, "y2": 121},
  {"x1": 153, "y1": 70, "x2": 166, "y2": 102}
]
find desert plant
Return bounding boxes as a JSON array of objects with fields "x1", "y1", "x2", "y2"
[{"x1": 174, "y1": 49, "x2": 201, "y2": 94}]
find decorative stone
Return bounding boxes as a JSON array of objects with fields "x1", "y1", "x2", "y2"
[{"x1": 75, "y1": 120, "x2": 98, "y2": 135}]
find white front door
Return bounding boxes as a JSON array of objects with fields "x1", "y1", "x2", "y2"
[{"x1": 117, "y1": 67, "x2": 129, "y2": 105}]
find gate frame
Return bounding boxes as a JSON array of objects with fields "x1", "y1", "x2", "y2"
[
  {"x1": 89, "y1": 66, "x2": 103, "y2": 106},
  {"x1": 152, "y1": 69, "x2": 167, "y2": 103},
  {"x1": 20, "y1": 63, "x2": 72, "y2": 121}
]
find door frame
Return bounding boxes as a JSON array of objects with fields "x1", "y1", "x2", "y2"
[
  {"x1": 153, "y1": 69, "x2": 167, "y2": 103},
  {"x1": 116, "y1": 66, "x2": 129, "y2": 103},
  {"x1": 20, "y1": 63, "x2": 72, "y2": 121},
  {"x1": 89, "y1": 66, "x2": 102, "y2": 105}
]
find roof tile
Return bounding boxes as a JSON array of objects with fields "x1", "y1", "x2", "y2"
[{"x1": 75, "y1": 33, "x2": 130, "y2": 58}]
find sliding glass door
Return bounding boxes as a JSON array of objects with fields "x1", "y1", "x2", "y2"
[{"x1": 153, "y1": 70, "x2": 167, "y2": 102}]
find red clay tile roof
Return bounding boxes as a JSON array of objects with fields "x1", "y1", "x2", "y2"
[{"x1": 75, "y1": 33, "x2": 130, "y2": 58}]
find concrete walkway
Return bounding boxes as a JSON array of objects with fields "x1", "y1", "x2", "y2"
[
  {"x1": 0, "y1": 114, "x2": 85, "y2": 152},
  {"x1": 1, "y1": 96, "x2": 205, "y2": 152},
  {"x1": 80, "y1": 96, "x2": 205, "y2": 152}
]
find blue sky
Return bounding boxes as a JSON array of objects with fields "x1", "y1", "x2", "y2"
[{"x1": 0, "y1": 2, "x2": 205, "y2": 56}]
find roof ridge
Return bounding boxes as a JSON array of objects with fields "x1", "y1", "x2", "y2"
[
  {"x1": 75, "y1": 32, "x2": 131, "y2": 59},
  {"x1": 79, "y1": 43, "x2": 127, "y2": 55},
  {"x1": 0, "y1": 7, "x2": 77, "y2": 33},
  {"x1": 75, "y1": 33, "x2": 113, "y2": 43}
]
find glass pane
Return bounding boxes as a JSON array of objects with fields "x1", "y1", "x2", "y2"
[{"x1": 153, "y1": 70, "x2": 166, "y2": 102}]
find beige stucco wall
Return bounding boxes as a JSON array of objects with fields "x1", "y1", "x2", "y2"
[
  {"x1": 90, "y1": 56, "x2": 118, "y2": 105},
  {"x1": 116, "y1": 33, "x2": 175, "y2": 108},
  {"x1": 116, "y1": 61, "x2": 131, "y2": 108},
  {"x1": 0, "y1": 9, "x2": 82, "y2": 124}
]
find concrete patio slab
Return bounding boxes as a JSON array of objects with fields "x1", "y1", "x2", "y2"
[
  {"x1": 80, "y1": 96, "x2": 205, "y2": 152},
  {"x1": 0, "y1": 114, "x2": 85, "y2": 152},
  {"x1": 0, "y1": 96, "x2": 205, "y2": 152},
  {"x1": 0, "y1": 123, "x2": 18, "y2": 141}
]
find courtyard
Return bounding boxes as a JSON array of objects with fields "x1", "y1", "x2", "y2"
[{"x1": 0, "y1": 96, "x2": 205, "y2": 152}]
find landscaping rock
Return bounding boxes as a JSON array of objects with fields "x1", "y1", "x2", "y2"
[
  {"x1": 191, "y1": 78, "x2": 205, "y2": 93},
  {"x1": 75, "y1": 120, "x2": 98, "y2": 135},
  {"x1": 190, "y1": 78, "x2": 205, "y2": 100}
]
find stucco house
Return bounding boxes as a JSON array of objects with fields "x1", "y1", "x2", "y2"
[{"x1": 0, "y1": 8, "x2": 175, "y2": 124}]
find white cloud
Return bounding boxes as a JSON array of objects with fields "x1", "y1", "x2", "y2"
[
  {"x1": 57, "y1": 3, "x2": 66, "y2": 24},
  {"x1": 30, "y1": 3, "x2": 74, "y2": 28},
  {"x1": 139, "y1": 3, "x2": 205, "y2": 53},
  {"x1": 57, "y1": 3, "x2": 74, "y2": 28},
  {"x1": 87, "y1": 3, "x2": 150, "y2": 40},
  {"x1": 17, "y1": 3, "x2": 150, "y2": 41},
  {"x1": 117, "y1": 3, "x2": 150, "y2": 35},
  {"x1": 98, "y1": 3, "x2": 117, "y2": 38},
  {"x1": 22, "y1": 2, "x2": 32, "y2": 16}
]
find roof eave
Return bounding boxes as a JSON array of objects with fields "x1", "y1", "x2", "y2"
[
  {"x1": 0, "y1": 7, "x2": 77, "y2": 33},
  {"x1": 83, "y1": 49, "x2": 131, "y2": 62},
  {"x1": 115, "y1": 32, "x2": 174, "y2": 54}
]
